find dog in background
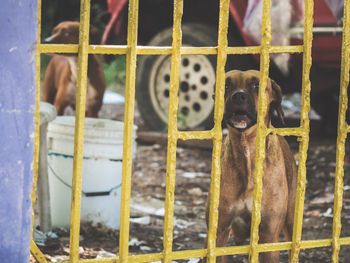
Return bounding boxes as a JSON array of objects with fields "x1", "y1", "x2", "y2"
[
  {"x1": 43, "y1": 21, "x2": 106, "y2": 117},
  {"x1": 206, "y1": 70, "x2": 297, "y2": 263}
]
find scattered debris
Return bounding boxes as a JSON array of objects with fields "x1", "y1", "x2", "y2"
[
  {"x1": 130, "y1": 216, "x2": 151, "y2": 225},
  {"x1": 322, "y1": 208, "x2": 333, "y2": 218},
  {"x1": 129, "y1": 238, "x2": 146, "y2": 247},
  {"x1": 310, "y1": 193, "x2": 334, "y2": 205},
  {"x1": 187, "y1": 187, "x2": 203, "y2": 196},
  {"x1": 182, "y1": 172, "x2": 208, "y2": 179},
  {"x1": 174, "y1": 218, "x2": 196, "y2": 230},
  {"x1": 96, "y1": 250, "x2": 115, "y2": 258},
  {"x1": 131, "y1": 197, "x2": 165, "y2": 217},
  {"x1": 282, "y1": 93, "x2": 321, "y2": 120},
  {"x1": 32, "y1": 140, "x2": 350, "y2": 262}
]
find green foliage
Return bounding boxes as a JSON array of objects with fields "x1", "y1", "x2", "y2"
[{"x1": 104, "y1": 57, "x2": 126, "y2": 93}]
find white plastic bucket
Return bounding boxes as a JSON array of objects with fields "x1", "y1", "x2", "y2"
[{"x1": 47, "y1": 116, "x2": 137, "y2": 230}]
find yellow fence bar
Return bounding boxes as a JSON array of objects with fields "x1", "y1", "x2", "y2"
[
  {"x1": 206, "y1": 0, "x2": 230, "y2": 262},
  {"x1": 162, "y1": 0, "x2": 183, "y2": 262},
  {"x1": 177, "y1": 130, "x2": 214, "y2": 140},
  {"x1": 68, "y1": 0, "x2": 91, "y2": 261},
  {"x1": 267, "y1": 127, "x2": 306, "y2": 137},
  {"x1": 30, "y1": 0, "x2": 47, "y2": 262},
  {"x1": 56, "y1": 235, "x2": 350, "y2": 263},
  {"x1": 30, "y1": 240, "x2": 48, "y2": 263},
  {"x1": 31, "y1": 0, "x2": 42, "y2": 241},
  {"x1": 249, "y1": 0, "x2": 272, "y2": 261},
  {"x1": 332, "y1": 0, "x2": 350, "y2": 261},
  {"x1": 39, "y1": 44, "x2": 303, "y2": 56},
  {"x1": 32, "y1": 0, "x2": 350, "y2": 262},
  {"x1": 291, "y1": 0, "x2": 314, "y2": 261},
  {"x1": 118, "y1": 0, "x2": 139, "y2": 261},
  {"x1": 39, "y1": 44, "x2": 79, "y2": 54}
]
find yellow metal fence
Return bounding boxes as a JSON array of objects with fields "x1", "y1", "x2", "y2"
[{"x1": 30, "y1": 0, "x2": 350, "y2": 262}]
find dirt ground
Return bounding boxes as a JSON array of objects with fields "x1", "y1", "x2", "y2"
[
  {"x1": 32, "y1": 138, "x2": 350, "y2": 262},
  {"x1": 31, "y1": 106, "x2": 350, "y2": 262}
]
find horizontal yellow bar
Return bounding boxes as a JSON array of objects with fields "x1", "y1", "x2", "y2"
[
  {"x1": 216, "y1": 238, "x2": 346, "y2": 257},
  {"x1": 77, "y1": 259, "x2": 116, "y2": 263},
  {"x1": 269, "y1": 45, "x2": 303, "y2": 54},
  {"x1": 59, "y1": 236, "x2": 350, "y2": 263},
  {"x1": 139, "y1": 46, "x2": 216, "y2": 55},
  {"x1": 267, "y1": 127, "x2": 306, "y2": 137},
  {"x1": 39, "y1": 43, "x2": 78, "y2": 53},
  {"x1": 137, "y1": 46, "x2": 173, "y2": 55},
  {"x1": 227, "y1": 45, "x2": 303, "y2": 55},
  {"x1": 38, "y1": 44, "x2": 303, "y2": 56},
  {"x1": 89, "y1": 45, "x2": 127, "y2": 54},
  {"x1": 172, "y1": 248, "x2": 207, "y2": 260},
  {"x1": 257, "y1": 241, "x2": 293, "y2": 252},
  {"x1": 90, "y1": 45, "x2": 303, "y2": 55},
  {"x1": 340, "y1": 237, "x2": 350, "y2": 245},
  {"x1": 71, "y1": 252, "x2": 163, "y2": 263},
  {"x1": 215, "y1": 245, "x2": 250, "y2": 256},
  {"x1": 127, "y1": 253, "x2": 163, "y2": 263},
  {"x1": 301, "y1": 239, "x2": 332, "y2": 249},
  {"x1": 177, "y1": 130, "x2": 213, "y2": 140}
]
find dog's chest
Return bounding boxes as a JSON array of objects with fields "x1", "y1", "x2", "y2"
[
  {"x1": 66, "y1": 57, "x2": 98, "y2": 101},
  {"x1": 233, "y1": 193, "x2": 253, "y2": 215}
]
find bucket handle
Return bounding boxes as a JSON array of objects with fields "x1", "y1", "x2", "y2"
[{"x1": 48, "y1": 162, "x2": 121, "y2": 197}]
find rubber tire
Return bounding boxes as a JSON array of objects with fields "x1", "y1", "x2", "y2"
[{"x1": 136, "y1": 23, "x2": 217, "y2": 131}]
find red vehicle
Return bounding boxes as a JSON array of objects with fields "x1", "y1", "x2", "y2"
[{"x1": 102, "y1": 0, "x2": 343, "y2": 132}]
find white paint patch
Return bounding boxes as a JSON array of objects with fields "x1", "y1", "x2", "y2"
[{"x1": 9, "y1": 46, "x2": 18, "y2": 53}]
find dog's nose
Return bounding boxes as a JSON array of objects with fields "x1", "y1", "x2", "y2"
[{"x1": 231, "y1": 91, "x2": 248, "y2": 105}]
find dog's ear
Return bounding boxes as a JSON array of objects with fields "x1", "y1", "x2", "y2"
[{"x1": 270, "y1": 79, "x2": 285, "y2": 126}]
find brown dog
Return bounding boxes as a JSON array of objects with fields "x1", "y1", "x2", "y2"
[
  {"x1": 43, "y1": 21, "x2": 106, "y2": 117},
  {"x1": 206, "y1": 70, "x2": 297, "y2": 262}
]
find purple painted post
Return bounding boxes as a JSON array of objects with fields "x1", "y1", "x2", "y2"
[{"x1": 0, "y1": 1, "x2": 37, "y2": 262}]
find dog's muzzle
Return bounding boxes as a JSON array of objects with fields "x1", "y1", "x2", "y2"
[{"x1": 225, "y1": 91, "x2": 256, "y2": 130}]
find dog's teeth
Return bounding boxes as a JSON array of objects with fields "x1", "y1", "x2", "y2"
[{"x1": 233, "y1": 121, "x2": 247, "y2": 129}]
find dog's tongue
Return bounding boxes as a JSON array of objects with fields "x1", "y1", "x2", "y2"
[{"x1": 232, "y1": 114, "x2": 248, "y2": 129}]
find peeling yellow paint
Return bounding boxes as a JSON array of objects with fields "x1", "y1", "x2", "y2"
[{"x1": 31, "y1": 0, "x2": 350, "y2": 262}]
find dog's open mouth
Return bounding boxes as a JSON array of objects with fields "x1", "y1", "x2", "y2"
[{"x1": 227, "y1": 110, "x2": 254, "y2": 130}]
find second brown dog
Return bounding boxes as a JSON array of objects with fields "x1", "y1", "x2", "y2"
[
  {"x1": 43, "y1": 21, "x2": 106, "y2": 117},
  {"x1": 206, "y1": 70, "x2": 297, "y2": 263}
]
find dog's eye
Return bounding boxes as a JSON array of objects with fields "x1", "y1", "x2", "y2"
[
  {"x1": 64, "y1": 32, "x2": 70, "y2": 37},
  {"x1": 252, "y1": 83, "x2": 259, "y2": 90}
]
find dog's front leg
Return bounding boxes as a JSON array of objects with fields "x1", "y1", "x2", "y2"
[
  {"x1": 204, "y1": 201, "x2": 233, "y2": 263},
  {"x1": 215, "y1": 204, "x2": 235, "y2": 263},
  {"x1": 258, "y1": 219, "x2": 284, "y2": 263}
]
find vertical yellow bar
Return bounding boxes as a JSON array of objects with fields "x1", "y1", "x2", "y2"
[
  {"x1": 332, "y1": 0, "x2": 350, "y2": 261},
  {"x1": 30, "y1": 1, "x2": 48, "y2": 262},
  {"x1": 206, "y1": 0, "x2": 230, "y2": 262},
  {"x1": 291, "y1": 0, "x2": 314, "y2": 262},
  {"x1": 31, "y1": 0, "x2": 42, "y2": 232},
  {"x1": 162, "y1": 0, "x2": 183, "y2": 262},
  {"x1": 118, "y1": 0, "x2": 139, "y2": 261},
  {"x1": 248, "y1": 0, "x2": 271, "y2": 262},
  {"x1": 69, "y1": 0, "x2": 91, "y2": 261}
]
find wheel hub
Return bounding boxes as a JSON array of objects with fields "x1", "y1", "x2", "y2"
[{"x1": 149, "y1": 55, "x2": 215, "y2": 130}]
